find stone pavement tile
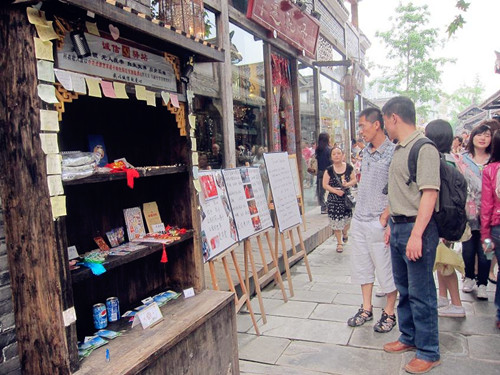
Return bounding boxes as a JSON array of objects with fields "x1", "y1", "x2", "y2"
[
  {"x1": 333, "y1": 292, "x2": 387, "y2": 308},
  {"x1": 439, "y1": 332, "x2": 468, "y2": 356},
  {"x1": 311, "y1": 282, "x2": 362, "y2": 295},
  {"x1": 438, "y1": 314, "x2": 499, "y2": 335},
  {"x1": 472, "y1": 300, "x2": 497, "y2": 316},
  {"x1": 237, "y1": 333, "x2": 290, "y2": 364},
  {"x1": 348, "y1": 322, "x2": 400, "y2": 349},
  {"x1": 290, "y1": 272, "x2": 350, "y2": 285},
  {"x1": 256, "y1": 315, "x2": 353, "y2": 345},
  {"x1": 467, "y1": 335, "x2": 500, "y2": 361},
  {"x1": 431, "y1": 354, "x2": 500, "y2": 375},
  {"x1": 237, "y1": 312, "x2": 262, "y2": 334},
  {"x1": 239, "y1": 360, "x2": 331, "y2": 375},
  {"x1": 249, "y1": 298, "x2": 318, "y2": 319},
  {"x1": 281, "y1": 273, "x2": 315, "y2": 290},
  {"x1": 276, "y1": 340, "x2": 402, "y2": 375},
  {"x1": 293, "y1": 264, "x2": 351, "y2": 277},
  {"x1": 287, "y1": 289, "x2": 337, "y2": 303}
]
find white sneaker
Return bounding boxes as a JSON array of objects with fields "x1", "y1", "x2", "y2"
[
  {"x1": 438, "y1": 296, "x2": 449, "y2": 308},
  {"x1": 462, "y1": 277, "x2": 475, "y2": 293},
  {"x1": 375, "y1": 288, "x2": 386, "y2": 297},
  {"x1": 477, "y1": 284, "x2": 488, "y2": 300},
  {"x1": 438, "y1": 304, "x2": 466, "y2": 318}
]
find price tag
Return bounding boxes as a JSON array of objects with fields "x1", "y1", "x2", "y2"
[
  {"x1": 152, "y1": 223, "x2": 165, "y2": 233},
  {"x1": 183, "y1": 287, "x2": 195, "y2": 298},
  {"x1": 134, "y1": 302, "x2": 163, "y2": 329}
]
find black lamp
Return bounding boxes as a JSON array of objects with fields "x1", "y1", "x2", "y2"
[
  {"x1": 181, "y1": 55, "x2": 195, "y2": 84},
  {"x1": 70, "y1": 30, "x2": 91, "y2": 58}
]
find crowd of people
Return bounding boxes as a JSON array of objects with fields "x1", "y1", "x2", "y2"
[{"x1": 309, "y1": 96, "x2": 500, "y2": 374}]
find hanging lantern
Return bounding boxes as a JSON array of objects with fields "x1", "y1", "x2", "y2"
[
  {"x1": 158, "y1": 0, "x2": 205, "y2": 39},
  {"x1": 340, "y1": 73, "x2": 356, "y2": 101}
]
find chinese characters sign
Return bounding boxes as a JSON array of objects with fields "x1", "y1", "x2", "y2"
[
  {"x1": 247, "y1": 0, "x2": 320, "y2": 59},
  {"x1": 57, "y1": 33, "x2": 177, "y2": 91}
]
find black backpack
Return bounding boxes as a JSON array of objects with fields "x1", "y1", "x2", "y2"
[{"x1": 407, "y1": 138, "x2": 468, "y2": 241}]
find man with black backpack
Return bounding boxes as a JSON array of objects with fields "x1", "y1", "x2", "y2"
[{"x1": 381, "y1": 97, "x2": 441, "y2": 374}]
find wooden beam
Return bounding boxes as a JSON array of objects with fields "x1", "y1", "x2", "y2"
[
  {"x1": 0, "y1": 7, "x2": 73, "y2": 374},
  {"x1": 59, "y1": 0, "x2": 225, "y2": 62}
]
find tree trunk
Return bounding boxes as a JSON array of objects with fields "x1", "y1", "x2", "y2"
[{"x1": 0, "y1": 6, "x2": 71, "y2": 374}]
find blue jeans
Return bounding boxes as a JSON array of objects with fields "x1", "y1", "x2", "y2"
[
  {"x1": 462, "y1": 229, "x2": 491, "y2": 286},
  {"x1": 389, "y1": 218, "x2": 440, "y2": 362},
  {"x1": 489, "y1": 226, "x2": 500, "y2": 321}
]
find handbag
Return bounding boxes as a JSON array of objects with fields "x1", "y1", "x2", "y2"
[
  {"x1": 332, "y1": 169, "x2": 356, "y2": 209},
  {"x1": 307, "y1": 154, "x2": 318, "y2": 175}
]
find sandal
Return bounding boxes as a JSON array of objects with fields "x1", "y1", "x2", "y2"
[
  {"x1": 343, "y1": 235, "x2": 348, "y2": 243},
  {"x1": 374, "y1": 310, "x2": 397, "y2": 333},
  {"x1": 336, "y1": 244, "x2": 343, "y2": 253},
  {"x1": 347, "y1": 305, "x2": 373, "y2": 327}
]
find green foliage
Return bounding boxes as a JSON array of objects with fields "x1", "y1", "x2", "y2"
[
  {"x1": 374, "y1": 2, "x2": 454, "y2": 122},
  {"x1": 447, "y1": 1, "x2": 470, "y2": 37},
  {"x1": 446, "y1": 76, "x2": 484, "y2": 128}
]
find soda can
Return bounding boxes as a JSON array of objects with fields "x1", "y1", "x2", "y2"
[
  {"x1": 106, "y1": 297, "x2": 120, "y2": 322},
  {"x1": 93, "y1": 303, "x2": 108, "y2": 329}
]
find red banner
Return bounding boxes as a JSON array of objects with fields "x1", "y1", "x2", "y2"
[{"x1": 247, "y1": 0, "x2": 320, "y2": 59}]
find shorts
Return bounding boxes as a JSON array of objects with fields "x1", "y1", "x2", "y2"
[{"x1": 349, "y1": 218, "x2": 396, "y2": 293}]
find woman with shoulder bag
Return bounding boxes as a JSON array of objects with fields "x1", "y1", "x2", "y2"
[
  {"x1": 323, "y1": 147, "x2": 357, "y2": 253},
  {"x1": 316, "y1": 132, "x2": 332, "y2": 214}
]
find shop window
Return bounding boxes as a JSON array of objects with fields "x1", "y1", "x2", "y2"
[
  {"x1": 319, "y1": 74, "x2": 345, "y2": 149},
  {"x1": 229, "y1": 23, "x2": 267, "y2": 166}
]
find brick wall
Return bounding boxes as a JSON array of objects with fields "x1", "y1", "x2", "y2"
[{"x1": 0, "y1": 201, "x2": 21, "y2": 375}]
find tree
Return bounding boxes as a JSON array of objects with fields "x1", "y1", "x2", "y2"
[
  {"x1": 447, "y1": 0, "x2": 471, "y2": 37},
  {"x1": 446, "y1": 76, "x2": 484, "y2": 128},
  {"x1": 374, "y1": 2, "x2": 454, "y2": 121}
]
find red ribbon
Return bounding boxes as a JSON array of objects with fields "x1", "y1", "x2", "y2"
[{"x1": 161, "y1": 244, "x2": 168, "y2": 263}]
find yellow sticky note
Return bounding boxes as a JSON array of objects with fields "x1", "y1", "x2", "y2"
[
  {"x1": 46, "y1": 154, "x2": 62, "y2": 175},
  {"x1": 85, "y1": 21, "x2": 100, "y2": 36},
  {"x1": 135, "y1": 85, "x2": 146, "y2": 100},
  {"x1": 145, "y1": 91, "x2": 156, "y2": 106},
  {"x1": 50, "y1": 195, "x2": 67, "y2": 219},
  {"x1": 193, "y1": 179, "x2": 201, "y2": 192},
  {"x1": 192, "y1": 152, "x2": 198, "y2": 165},
  {"x1": 161, "y1": 91, "x2": 170, "y2": 105},
  {"x1": 40, "y1": 133, "x2": 59, "y2": 154},
  {"x1": 47, "y1": 175, "x2": 64, "y2": 196},
  {"x1": 35, "y1": 22, "x2": 59, "y2": 41},
  {"x1": 40, "y1": 109, "x2": 59, "y2": 132},
  {"x1": 34, "y1": 37, "x2": 53, "y2": 61},
  {"x1": 114, "y1": 82, "x2": 128, "y2": 98},
  {"x1": 85, "y1": 77, "x2": 102, "y2": 97},
  {"x1": 37, "y1": 60, "x2": 55, "y2": 83},
  {"x1": 190, "y1": 128, "x2": 195, "y2": 137},
  {"x1": 188, "y1": 115, "x2": 196, "y2": 129},
  {"x1": 27, "y1": 7, "x2": 49, "y2": 26},
  {"x1": 37, "y1": 84, "x2": 59, "y2": 104},
  {"x1": 191, "y1": 137, "x2": 197, "y2": 151}
]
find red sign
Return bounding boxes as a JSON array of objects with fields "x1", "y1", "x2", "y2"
[{"x1": 247, "y1": 0, "x2": 320, "y2": 59}]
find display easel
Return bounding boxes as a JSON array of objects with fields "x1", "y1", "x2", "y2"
[
  {"x1": 289, "y1": 154, "x2": 307, "y2": 231},
  {"x1": 273, "y1": 215, "x2": 313, "y2": 298},
  {"x1": 244, "y1": 230, "x2": 288, "y2": 308},
  {"x1": 208, "y1": 245, "x2": 260, "y2": 335}
]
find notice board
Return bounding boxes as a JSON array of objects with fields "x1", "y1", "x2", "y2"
[
  {"x1": 198, "y1": 170, "x2": 238, "y2": 262},
  {"x1": 263, "y1": 152, "x2": 302, "y2": 232},
  {"x1": 221, "y1": 167, "x2": 273, "y2": 241}
]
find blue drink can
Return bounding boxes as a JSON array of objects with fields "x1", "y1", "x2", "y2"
[
  {"x1": 93, "y1": 303, "x2": 108, "y2": 329},
  {"x1": 106, "y1": 297, "x2": 120, "y2": 322}
]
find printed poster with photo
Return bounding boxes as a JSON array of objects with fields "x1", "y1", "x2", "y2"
[
  {"x1": 221, "y1": 167, "x2": 272, "y2": 241},
  {"x1": 198, "y1": 170, "x2": 237, "y2": 262},
  {"x1": 263, "y1": 152, "x2": 302, "y2": 232}
]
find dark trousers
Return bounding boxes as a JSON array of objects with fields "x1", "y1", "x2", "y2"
[
  {"x1": 462, "y1": 229, "x2": 491, "y2": 286},
  {"x1": 316, "y1": 170, "x2": 326, "y2": 210}
]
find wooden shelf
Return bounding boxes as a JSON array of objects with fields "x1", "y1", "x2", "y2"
[
  {"x1": 74, "y1": 290, "x2": 235, "y2": 375},
  {"x1": 63, "y1": 165, "x2": 187, "y2": 186},
  {"x1": 71, "y1": 230, "x2": 194, "y2": 284}
]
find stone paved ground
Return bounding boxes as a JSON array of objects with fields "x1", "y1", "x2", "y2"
[{"x1": 237, "y1": 236, "x2": 500, "y2": 375}]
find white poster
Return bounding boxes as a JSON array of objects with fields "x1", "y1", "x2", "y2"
[
  {"x1": 263, "y1": 152, "x2": 302, "y2": 232},
  {"x1": 57, "y1": 33, "x2": 177, "y2": 91},
  {"x1": 199, "y1": 170, "x2": 237, "y2": 262},
  {"x1": 221, "y1": 167, "x2": 272, "y2": 241}
]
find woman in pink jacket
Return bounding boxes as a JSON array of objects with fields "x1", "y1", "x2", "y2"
[{"x1": 480, "y1": 129, "x2": 500, "y2": 329}]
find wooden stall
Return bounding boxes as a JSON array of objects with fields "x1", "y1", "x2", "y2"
[{"x1": 0, "y1": 1, "x2": 238, "y2": 373}]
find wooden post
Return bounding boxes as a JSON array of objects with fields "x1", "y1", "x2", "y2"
[{"x1": 0, "y1": 7, "x2": 74, "y2": 373}]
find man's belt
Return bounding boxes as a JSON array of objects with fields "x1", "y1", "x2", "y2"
[{"x1": 391, "y1": 215, "x2": 417, "y2": 223}]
